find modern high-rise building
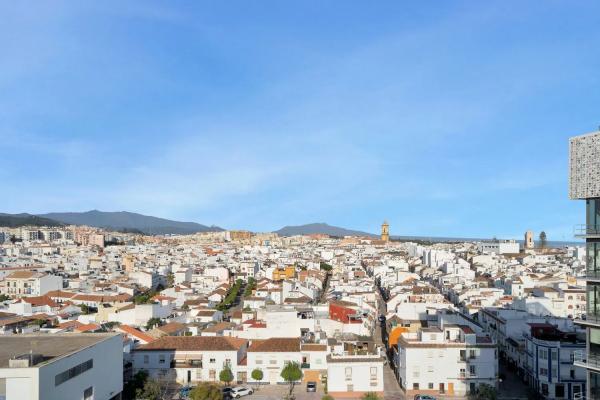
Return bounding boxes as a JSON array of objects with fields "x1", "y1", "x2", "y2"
[
  {"x1": 381, "y1": 221, "x2": 390, "y2": 242},
  {"x1": 524, "y1": 230, "x2": 534, "y2": 249},
  {"x1": 570, "y1": 130, "x2": 600, "y2": 399}
]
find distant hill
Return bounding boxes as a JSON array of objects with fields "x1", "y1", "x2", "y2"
[
  {"x1": 0, "y1": 213, "x2": 63, "y2": 228},
  {"x1": 37, "y1": 210, "x2": 224, "y2": 235},
  {"x1": 274, "y1": 223, "x2": 376, "y2": 238}
]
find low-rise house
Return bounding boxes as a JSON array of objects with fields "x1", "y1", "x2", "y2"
[
  {"x1": 246, "y1": 337, "x2": 301, "y2": 384},
  {"x1": 132, "y1": 336, "x2": 248, "y2": 385}
]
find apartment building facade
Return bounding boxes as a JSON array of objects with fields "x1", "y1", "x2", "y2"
[
  {"x1": 570, "y1": 130, "x2": 600, "y2": 399},
  {"x1": 396, "y1": 324, "x2": 498, "y2": 398}
]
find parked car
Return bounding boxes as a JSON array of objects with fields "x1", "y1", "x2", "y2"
[
  {"x1": 414, "y1": 395, "x2": 436, "y2": 400},
  {"x1": 306, "y1": 381, "x2": 317, "y2": 392},
  {"x1": 230, "y1": 386, "x2": 253, "y2": 398}
]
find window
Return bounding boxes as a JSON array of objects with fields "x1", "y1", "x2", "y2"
[
  {"x1": 427, "y1": 365, "x2": 433, "y2": 372},
  {"x1": 159, "y1": 355, "x2": 165, "y2": 364},
  {"x1": 143, "y1": 355, "x2": 149, "y2": 364},
  {"x1": 55, "y1": 359, "x2": 93, "y2": 386},
  {"x1": 370, "y1": 367, "x2": 377, "y2": 377},
  {"x1": 270, "y1": 359, "x2": 277, "y2": 365},
  {"x1": 345, "y1": 367, "x2": 352, "y2": 380},
  {"x1": 469, "y1": 349, "x2": 476, "y2": 359},
  {"x1": 209, "y1": 358, "x2": 216, "y2": 363},
  {"x1": 551, "y1": 350, "x2": 558, "y2": 361},
  {"x1": 83, "y1": 387, "x2": 93, "y2": 400},
  {"x1": 460, "y1": 368, "x2": 466, "y2": 378},
  {"x1": 555, "y1": 384, "x2": 565, "y2": 398},
  {"x1": 209, "y1": 370, "x2": 216, "y2": 380},
  {"x1": 540, "y1": 368, "x2": 548, "y2": 376},
  {"x1": 413, "y1": 383, "x2": 419, "y2": 390},
  {"x1": 428, "y1": 383, "x2": 434, "y2": 389},
  {"x1": 255, "y1": 358, "x2": 263, "y2": 365},
  {"x1": 469, "y1": 365, "x2": 476, "y2": 376}
]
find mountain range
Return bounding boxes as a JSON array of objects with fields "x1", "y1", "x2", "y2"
[
  {"x1": 274, "y1": 223, "x2": 376, "y2": 237},
  {"x1": 0, "y1": 213, "x2": 64, "y2": 228},
  {"x1": 0, "y1": 211, "x2": 374, "y2": 238},
  {"x1": 34, "y1": 210, "x2": 224, "y2": 235}
]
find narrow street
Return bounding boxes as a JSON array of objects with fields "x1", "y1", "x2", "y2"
[{"x1": 373, "y1": 284, "x2": 405, "y2": 400}]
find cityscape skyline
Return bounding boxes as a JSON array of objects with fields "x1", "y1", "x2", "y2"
[{"x1": 3, "y1": 2, "x2": 600, "y2": 239}]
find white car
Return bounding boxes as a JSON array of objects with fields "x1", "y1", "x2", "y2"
[{"x1": 230, "y1": 387, "x2": 254, "y2": 398}]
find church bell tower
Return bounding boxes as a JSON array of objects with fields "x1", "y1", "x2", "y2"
[{"x1": 381, "y1": 221, "x2": 389, "y2": 242}]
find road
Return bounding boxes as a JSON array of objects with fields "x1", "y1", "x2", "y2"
[{"x1": 373, "y1": 283, "x2": 405, "y2": 400}]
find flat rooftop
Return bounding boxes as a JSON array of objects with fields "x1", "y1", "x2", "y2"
[{"x1": 0, "y1": 333, "x2": 120, "y2": 368}]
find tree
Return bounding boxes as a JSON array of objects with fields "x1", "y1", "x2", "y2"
[
  {"x1": 251, "y1": 368, "x2": 263, "y2": 389},
  {"x1": 219, "y1": 366, "x2": 234, "y2": 385},
  {"x1": 539, "y1": 231, "x2": 547, "y2": 248},
  {"x1": 123, "y1": 370, "x2": 149, "y2": 400},
  {"x1": 280, "y1": 361, "x2": 303, "y2": 397},
  {"x1": 0, "y1": 294, "x2": 11, "y2": 302},
  {"x1": 33, "y1": 319, "x2": 46, "y2": 327},
  {"x1": 145, "y1": 317, "x2": 162, "y2": 330},
  {"x1": 468, "y1": 384, "x2": 497, "y2": 400},
  {"x1": 361, "y1": 394, "x2": 381, "y2": 400},
  {"x1": 189, "y1": 383, "x2": 222, "y2": 400},
  {"x1": 320, "y1": 262, "x2": 333, "y2": 272},
  {"x1": 322, "y1": 396, "x2": 334, "y2": 400},
  {"x1": 135, "y1": 377, "x2": 162, "y2": 400},
  {"x1": 79, "y1": 304, "x2": 90, "y2": 314}
]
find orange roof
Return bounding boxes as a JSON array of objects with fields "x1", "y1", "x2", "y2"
[
  {"x1": 117, "y1": 325, "x2": 156, "y2": 343},
  {"x1": 58, "y1": 320, "x2": 83, "y2": 330},
  {"x1": 21, "y1": 295, "x2": 58, "y2": 308},
  {"x1": 75, "y1": 323, "x2": 102, "y2": 333}
]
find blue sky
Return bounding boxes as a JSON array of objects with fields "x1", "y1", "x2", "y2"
[{"x1": 1, "y1": 1, "x2": 599, "y2": 239}]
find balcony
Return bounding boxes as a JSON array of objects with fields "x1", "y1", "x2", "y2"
[
  {"x1": 576, "y1": 313, "x2": 600, "y2": 327},
  {"x1": 301, "y1": 362, "x2": 310, "y2": 369},
  {"x1": 574, "y1": 224, "x2": 600, "y2": 238},
  {"x1": 172, "y1": 359, "x2": 203, "y2": 369},
  {"x1": 585, "y1": 270, "x2": 600, "y2": 281},
  {"x1": 574, "y1": 350, "x2": 600, "y2": 370}
]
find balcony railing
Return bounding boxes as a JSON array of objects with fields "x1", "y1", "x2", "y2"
[
  {"x1": 585, "y1": 270, "x2": 600, "y2": 280},
  {"x1": 574, "y1": 350, "x2": 600, "y2": 370},
  {"x1": 301, "y1": 363, "x2": 310, "y2": 369},
  {"x1": 574, "y1": 224, "x2": 600, "y2": 238},
  {"x1": 578, "y1": 313, "x2": 600, "y2": 325}
]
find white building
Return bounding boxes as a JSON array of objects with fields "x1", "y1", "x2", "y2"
[
  {"x1": 396, "y1": 323, "x2": 498, "y2": 398},
  {"x1": 132, "y1": 336, "x2": 249, "y2": 384},
  {"x1": 0, "y1": 271, "x2": 63, "y2": 297},
  {"x1": 0, "y1": 333, "x2": 123, "y2": 400},
  {"x1": 477, "y1": 240, "x2": 520, "y2": 255},
  {"x1": 326, "y1": 353, "x2": 385, "y2": 398}
]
